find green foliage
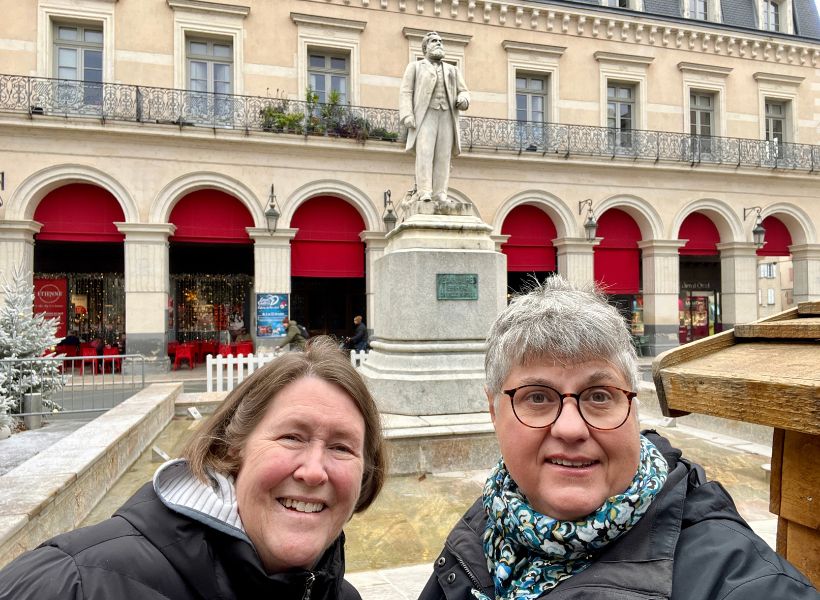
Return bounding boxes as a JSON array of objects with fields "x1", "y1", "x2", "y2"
[{"x1": 259, "y1": 89, "x2": 304, "y2": 134}]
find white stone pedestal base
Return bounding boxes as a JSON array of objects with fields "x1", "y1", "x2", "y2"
[{"x1": 360, "y1": 206, "x2": 505, "y2": 416}]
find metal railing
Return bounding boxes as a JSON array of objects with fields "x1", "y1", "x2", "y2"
[
  {"x1": 0, "y1": 73, "x2": 816, "y2": 171},
  {"x1": 0, "y1": 354, "x2": 146, "y2": 419}
]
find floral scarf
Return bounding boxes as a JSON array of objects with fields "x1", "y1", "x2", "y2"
[{"x1": 473, "y1": 435, "x2": 669, "y2": 600}]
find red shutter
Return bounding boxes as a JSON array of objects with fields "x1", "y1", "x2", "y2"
[
  {"x1": 678, "y1": 213, "x2": 720, "y2": 256},
  {"x1": 757, "y1": 216, "x2": 792, "y2": 257},
  {"x1": 169, "y1": 190, "x2": 253, "y2": 244},
  {"x1": 593, "y1": 209, "x2": 641, "y2": 294},
  {"x1": 34, "y1": 184, "x2": 125, "y2": 242},
  {"x1": 501, "y1": 205, "x2": 557, "y2": 272},
  {"x1": 291, "y1": 196, "x2": 365, "y2": 278}
]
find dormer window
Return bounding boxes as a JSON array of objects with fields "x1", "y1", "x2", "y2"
[
  {"x1": 690, "y1": 0, "x2": 707, "y2": 19},
  {"x1": 764, "y1": 0, "x2": 779, "y2": 30}
]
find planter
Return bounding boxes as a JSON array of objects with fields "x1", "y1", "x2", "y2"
[{"x1": 23, "y1": 392, "x2": 43, "y2": 430}]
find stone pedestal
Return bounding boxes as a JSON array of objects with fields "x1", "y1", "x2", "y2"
[{"x1": 360, "y1": 199, "x2": 506, "y2": 415}]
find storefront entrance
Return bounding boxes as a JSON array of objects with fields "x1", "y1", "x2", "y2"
[
  {"x1": 677, "y1": 213, "x2": 722, "y2": 344},
  {"x1": 500, "y1": 205, "x2": 557, "y2": 297}
]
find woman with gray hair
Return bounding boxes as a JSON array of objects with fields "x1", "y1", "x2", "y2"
[{"x1": 419, "y1": 276, "x2": 815, "y2": 600}]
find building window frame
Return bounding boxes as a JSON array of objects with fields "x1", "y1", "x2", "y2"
[
  {"x1": 754, "y1": 73, "x2": 802, "y2": 156},
  {"x1": 678, "y1": 63, "x2": 730, "y2": 159},
  {"x1": 600, "y1": 0, "x2": 645, "y2": 9},
  {"x1": 307, "y1": 51, "x2": 351, "y2": 105},
  {"x1": 596, "y1": 53, "x2": 652, "y2": 142},
  {"x1": 756, "y1": 0, "x2": 793, "y2": 32},
  {"x1": 503, "y1": 41, "x2": 563, "y2": 125},
  {"x1": 170, "y1": 1, "x2": 247, "y2": 94},
  {"x1": 38, "y1": 1, "x2": 114, "y2": 82},
  {"x1": 681, "y1": 0, "x2": 722, "y2": 21},
  {"x1": 293, "y1": 13, "x2": 366, "y2": 105}
]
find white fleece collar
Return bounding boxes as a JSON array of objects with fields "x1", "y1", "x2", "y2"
[{"x1": 153, "y1": 458, "x2": 249, "y2": 542}]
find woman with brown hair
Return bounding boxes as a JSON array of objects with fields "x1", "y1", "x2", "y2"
[{"x1": 0, "y1": 337, "x2": 386, "y2": 600}]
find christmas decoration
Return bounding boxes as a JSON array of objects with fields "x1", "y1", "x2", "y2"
[{"x1": 0, "y1": 264, "x2": 63, "y2": 429}]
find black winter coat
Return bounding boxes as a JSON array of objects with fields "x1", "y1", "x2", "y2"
[
  {"x1": 419, "y1": 432, "x2": 817, "y2": 600},
  {"x1": 0, "y1": 483, "x2": 361, "y2": 600}
]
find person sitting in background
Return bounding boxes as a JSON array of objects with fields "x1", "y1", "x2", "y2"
[
  {"x1": 58, "y1": 331, "x2": 80, "y2": 350},
  {"x1": 236, "y1": 328, "x2": 253, "y2": 342},
  {"x1": 418, "y1": 275, "x2": 816, "y2": 600},
  {"x1": 0, "y1": 338, "x2": 386, "y2": 600},
  {"x1": 276, "y1": 317, "x2": 307, "y2": 351}
]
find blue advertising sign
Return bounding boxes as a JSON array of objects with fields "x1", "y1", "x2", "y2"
[{"x1": 256, "y1": 293, "x2": 288, "y2": 338}]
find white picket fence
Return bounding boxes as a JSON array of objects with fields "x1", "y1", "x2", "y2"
[{"x1": 206, "y1": 350, "x2": 370, "y2": 392}]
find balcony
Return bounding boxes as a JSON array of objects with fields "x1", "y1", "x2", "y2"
[{"x1": 1, "y1": 73, "x2": 817, "y2": 171}]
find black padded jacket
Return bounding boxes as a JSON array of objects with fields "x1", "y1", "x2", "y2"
[
  {"x1": 418, "y1": 431, "x2": 817, "y2": 600},
  {"x1": 0, "y1": 482, "x2": 361, "y2": 600}
]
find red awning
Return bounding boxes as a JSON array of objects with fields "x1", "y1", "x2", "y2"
[
  {"x1": 169, "y1": 190, "x2": 254, "y2": 244},
  {"x1": 291, "y1": 196, "x2": 365, "y2": 278},
  {"x1": 678, "y1": 212, "x2": 720, "y2": 256},
  {"x1": 757, "y1": 216, "x2": 792, "y2": 257},
  {"x1": 34, "y1": 183, "x2": 125, "y2": 242},
  {"x1": 594, "y1": 209, "x2": 641, "y2": 294},
  {"x1": 501, "y1": 205, "x2": 557, "y2": 272}
]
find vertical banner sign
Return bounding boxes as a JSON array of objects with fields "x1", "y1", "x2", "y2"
[
  {"x1": 34, "y1": 278, "x2": 68, "y2": 338},
  {"x1": 256, "y1": 293, "x2": 289, "y2": 338}
]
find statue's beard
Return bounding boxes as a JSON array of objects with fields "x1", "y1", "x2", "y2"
[{"x1": 427, "y1": 47, "x2": 445, "y2": 61}]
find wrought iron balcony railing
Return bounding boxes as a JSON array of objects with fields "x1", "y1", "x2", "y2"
[{"x1": 1, "y1": 73, "x2": 817, "y2": 171}]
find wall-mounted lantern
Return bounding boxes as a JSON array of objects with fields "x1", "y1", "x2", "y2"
[
  {"x1": 265, "y1": 183, "x2": 281, "y2": 234},
  {"x1": 743, "y1": 206, "x2": 766, "y2": 249},
  {"x1": 578, "y1": 198, "x2": 598, "y2": 242}
]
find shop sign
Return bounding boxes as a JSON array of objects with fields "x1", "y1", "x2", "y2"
[
  {"x1": 436, "y1": 274, "x2": 479, "y2": 301},
  {"x1": 681, "y1": 280, "x2": 715, "y2": 291},
  {"x1": 34, "y1": 278, "x2": 67, "y2": 338},
  {"x1": 256, "y1": 293, "x2": 288, "y2": 337}
]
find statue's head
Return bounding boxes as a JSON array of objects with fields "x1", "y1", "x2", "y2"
[{"x1": 422, "y1": 32, "x2": 445, "y2": 61}]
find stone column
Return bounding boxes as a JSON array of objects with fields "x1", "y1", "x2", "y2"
[
  {"x1": 0, "y1": 221, "x2": 41, "y2": 308},
  {"x1": 247, "y1": 227, "x2": 297, "y2": 354},
  {"x1": 116, "y1": 223, "x2": 175, "y2": 373},
  {"x1": 360, "y1": 231, "x2": 387, "y2": 338},
  {"x1": 716, "y1": 241, "x2": 759, "y2": 329},
  {"x1": 554, "y1": 237, "x2": 599, "y2": 285},
  {"x1": 638, "y1": 240, "x2": 686, "y2": 356},
  {"x1": 790, "y1": 243, "x2": 820, "y2": 303}
]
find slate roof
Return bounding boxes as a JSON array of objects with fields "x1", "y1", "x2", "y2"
[{"x1": 530, "y1": 0, "x2": 820, "y2": 40}]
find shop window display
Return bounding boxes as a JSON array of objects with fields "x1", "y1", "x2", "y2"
[{"x1": 172, "y1": 274, "x2": 251, "y2": 343}]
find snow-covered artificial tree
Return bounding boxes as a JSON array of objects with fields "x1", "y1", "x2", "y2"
[{"x1": 0, "y1": 264, "x2": 63, "y2": 428}]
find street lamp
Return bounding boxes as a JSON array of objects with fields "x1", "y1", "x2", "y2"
[
  {"x1": 265, "y1": 183, "x2": 281, "y2": 234},
  {"x1": 382, "y1": 189, "x2": 397, "y2": 232},
  {"x1": 578, "y1": 199, "x2": 598, "y2": 242},
  {"x1": 743, "y1": 206, "x2": 766, "y2": 249}
]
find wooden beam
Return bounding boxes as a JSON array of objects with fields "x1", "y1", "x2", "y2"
[
  {"x1": 734, "y1": 318, "x2": 820, "y2": 339},
  {"x1": 798, "y1": 301, "x2": 820, "y2": 315}
]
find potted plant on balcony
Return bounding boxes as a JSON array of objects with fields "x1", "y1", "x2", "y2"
[{"x1": 259, "y1": 89, "x2": 304, "y2": 134}]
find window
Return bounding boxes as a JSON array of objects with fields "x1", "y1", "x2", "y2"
[
  {"x1": 186, "y1": 38, "x2": 233, "y2": 123},
  {"x1": 690, "y1": 92, "x2": 714, "y2": 154},
  {"x1": 767, "y1": 288, "x2": 775, "y2": 305},
  {"x1": 53, "y1": 23, "x2": 103, "y2": 105},
  {"x1": 516, "y1": 75, "x2": 547, "y2": 123},
  {"x1": 607, "y1": 83, "x2": 635, "y2": 150},
  {"x1": 690, "y1": 0, "x2": 708, "y2": 19},
  {"x1": 603, "y1": 0, "x2": 630, "y2": 6},
  {"x1": 763, "y1": 0, "x2": 780, "y2": 30},
  {"x1": 308, "y1": 52, "x2": 349, "y2": 105},
  {"x1": 759, "y1": 263, "x2": 776, "y2": 279},
  {"x1": 765, "y1": 100, "x2": 786, "y2": 159}
]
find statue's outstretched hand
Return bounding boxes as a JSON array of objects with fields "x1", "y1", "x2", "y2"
[
  {"x1": 402, "y1": 115, "x2": 416, "y2": 129},
  {"x1": 456, "y1": 95, "x2": 470, "y2": 111}
]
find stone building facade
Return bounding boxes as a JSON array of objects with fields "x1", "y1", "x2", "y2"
[{"x1": 0, "y1": 0, "x2": 818, "y2": 370}]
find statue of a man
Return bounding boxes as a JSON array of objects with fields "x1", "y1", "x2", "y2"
[{"x1": 399, "y1": 32, "x2": 470, "y2": 203}]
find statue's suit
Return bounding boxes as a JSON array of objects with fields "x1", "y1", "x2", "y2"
[{"x1": 399, "y1": 58, "x2": 470, "y2": 200}]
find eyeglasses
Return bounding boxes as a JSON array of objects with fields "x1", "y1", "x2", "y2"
[{"x1": 501, "y1": 384, "x2": 636, "y2": 430}]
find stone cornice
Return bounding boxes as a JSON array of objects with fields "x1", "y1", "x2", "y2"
[
  {"x1": 753, "y1": 72, "x2": 805, "y2": 85},
  {"x1": 290, "y1": 12, "x2": 367, "y2": 31},
  {"x1": 311, "y1": 0, "x2": 819, "y2": 67},
  {"x1": 166, "y1": 0, "x2": 250, "y2": 17},
  {"x1": 677, "y1": 61, "x2": 733, "y2": 76},
  {"x1": 402, "y1": 27, "x2": 473, "y2": 46},
  {"x1": 502, "y1": 40, "x2": 566, "y2": 57},
  {"x1": 595, "y1": 51, "x2": 654, "y2": 65}
]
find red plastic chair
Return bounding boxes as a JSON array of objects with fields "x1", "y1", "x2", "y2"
[
  {"x1": 173, "y1": 344, "x2": 195, "y2": 370},
  {"x1": 80, "y1": 347, "x2": 98, "y2": 375},
  {"x1": 236, "y1": 341, "x2": 254, "y2": 356},
  {"x1": 218, "y1": 343, "x2": 232, "y2": 357},
  {"x1": 201, "y1": 340, "x2": 218, "y2": 359},
  {"x1": 102, "y1": 347, "x2": 122, "y2": 373}
]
